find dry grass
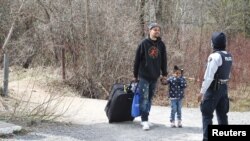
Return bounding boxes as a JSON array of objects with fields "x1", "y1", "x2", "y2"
[
  {"x1": 0, "y1": 66, "x2": 78, "y2": 123},
  {"x1": 154, "y1": 79, "x2": 250, "y2": 112},
  {"x1": 229, "y1": 84, "x2": 250, "y2": 112}
]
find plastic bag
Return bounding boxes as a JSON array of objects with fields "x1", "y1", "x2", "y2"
[{"x1": 131, "y1": 88, "x2": 140, "y2": 117}]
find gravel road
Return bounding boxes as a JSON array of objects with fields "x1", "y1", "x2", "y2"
[{"x1": 2, "y1": 98, "x2": 250, "y2": 141}]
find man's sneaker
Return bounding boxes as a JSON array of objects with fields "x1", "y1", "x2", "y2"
[
  {"x1": 141, "y1": 121, "x2": 154, "y2": 127},
  {"x1": 141, "y1": 121, "x2": 150, "y2": 130},
  {"x1": 170, "y1": 121, "x2": 176, "y2": 128},
  {"x1": 177, "y1": 120, "x2": 182, "y2": 128},
  {"x1": 148, "y1": 122, "x2": 154, "y2": 127}
]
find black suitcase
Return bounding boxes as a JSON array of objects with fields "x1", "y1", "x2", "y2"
[{"x1": 104, "y1": 83, "x2": 134, "y2": 123}]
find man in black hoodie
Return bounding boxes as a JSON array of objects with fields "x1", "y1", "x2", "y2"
[
  {"x1": 133, "y1": 22, "x2": 168, "y2": 130},
  {"x1": 197, "y1": 32, "x2": 233, "y2": 141}
]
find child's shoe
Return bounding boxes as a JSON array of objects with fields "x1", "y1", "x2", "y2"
[{"x1": 177, "y1": 120, "x2": 182, "y2": 128}]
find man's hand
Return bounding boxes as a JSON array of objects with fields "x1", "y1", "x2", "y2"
[
  {"x1": 197, "y1": 93, "x2": 204, "y2": 103},
  {"x1": 160, "y1": 76, "x2": 167, "y2": 85},
  {"x1": 132, "y1": 77, "x2": 139, "y2": 82}
]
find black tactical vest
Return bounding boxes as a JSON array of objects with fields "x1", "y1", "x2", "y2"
[{"x1": 215, "y1": 51, "x2": 233, "y2": 80}]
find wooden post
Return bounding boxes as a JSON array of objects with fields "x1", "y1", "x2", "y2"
[{"x1": 3, "y1": 53, "x2": 9, "y2": 96}]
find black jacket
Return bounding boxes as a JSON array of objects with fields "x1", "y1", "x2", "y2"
[{"x1": 133, "y1": 37, "x2": 168, "y2": 81}]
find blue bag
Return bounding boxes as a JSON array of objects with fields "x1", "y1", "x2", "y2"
[{"x1": 131, "y1": 88, "x2": 140, "y2": 117}]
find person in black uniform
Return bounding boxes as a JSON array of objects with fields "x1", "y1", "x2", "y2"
[{"x1": 197, "y1": 32, "x2": 233, "y2": 141}]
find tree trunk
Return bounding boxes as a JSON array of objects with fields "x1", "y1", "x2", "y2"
[
  {"x1": 139, "y1": 0, "x2": 146, "y2": 38},
  {"x1": 143, "y1": 0, "x2": 156, "y2": 23},
  {"x1": 62, "y1": 46, "x2": 66, "y2": 80},
  {"x1": 1, "y1": 1, "x2": 25, "y2": 97},
  {"x1": 85, "y1": 0, "x2": 92, "y2": 77}
]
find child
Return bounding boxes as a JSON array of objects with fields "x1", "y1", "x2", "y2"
[{"x1": 162, "y1": 65, "x2": 187, "y2": 128}]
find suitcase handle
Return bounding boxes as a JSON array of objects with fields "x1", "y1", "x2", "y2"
[{"x1": 126, "y1": 81, "x2": 139, "y2": 94}]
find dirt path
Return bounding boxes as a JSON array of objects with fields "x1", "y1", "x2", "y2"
[{"x1": 3, "y1": 78, "x2": 250, "y2": 141}]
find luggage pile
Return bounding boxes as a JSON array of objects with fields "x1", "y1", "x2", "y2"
[{"x1": 104, "y1": 82, "x2": 137, "y2": 123}]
